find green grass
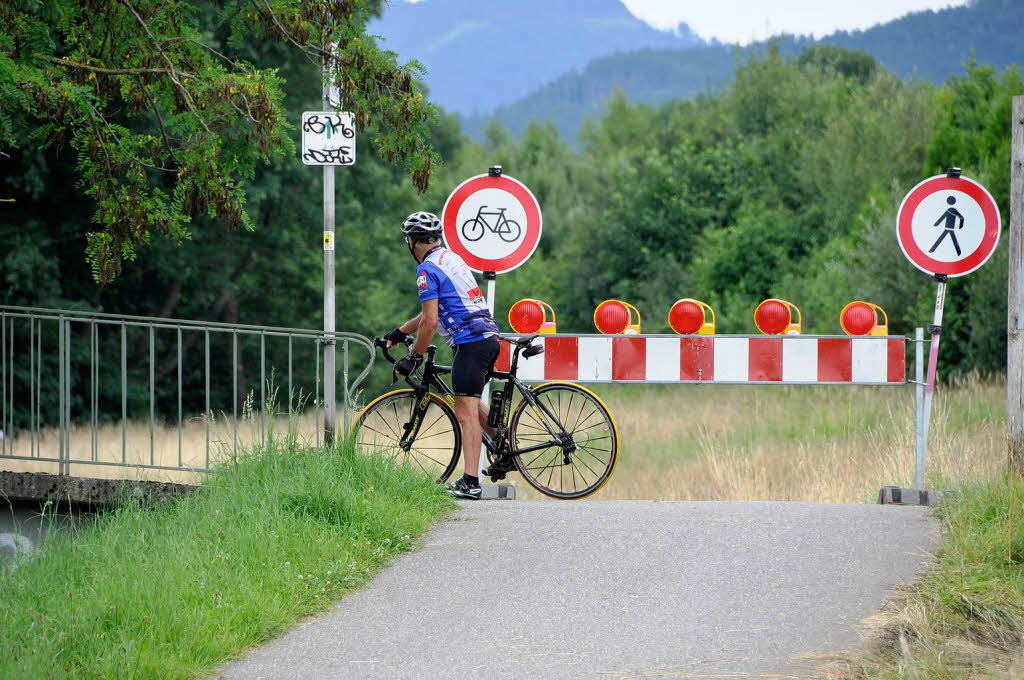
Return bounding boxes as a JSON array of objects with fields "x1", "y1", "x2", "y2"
[
  {"x1": 831, "y1": 475, "x2": 1024, "y2": 678},
  {"x1": 0, "y1": 440, "x2": 455, "y2": 679}
]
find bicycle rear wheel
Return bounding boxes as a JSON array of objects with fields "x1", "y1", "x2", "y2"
[
  {"x1": 509, "y1": 382, "x2": 618, "y2": 499},
  {"x1": 353, "y1": 389, "x2": 461, "y2": 484}
]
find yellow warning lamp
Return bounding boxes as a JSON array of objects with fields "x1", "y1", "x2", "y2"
[
  {"x1": 840, "y1": 301, "x2": 888, "y2": 336},
  {"x1": 507, "y1": 298, "x2": 557, "y2": 334},
  {"x1": 594, "y1": 299, "x2": 642, "y2": 335},
  {"x1": 754, "y1": 299, "x2": 802, "y2": 335},
  {"x1": 667, "y1": 299, "x2": 716, "y2": 335}
]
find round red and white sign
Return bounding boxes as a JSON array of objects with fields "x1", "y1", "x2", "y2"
[
  {"x1": 896, "y1": 174, "x2": 1001, "y2": 277},
  {"x1": 441, "y1": 173, "x2": 542, "y2": 274}
]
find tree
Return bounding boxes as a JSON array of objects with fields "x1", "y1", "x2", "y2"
[{"x1": 0, "y1": 0, "x2": 439, "y2": 283}]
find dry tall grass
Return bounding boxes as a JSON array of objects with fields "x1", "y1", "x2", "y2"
[
  {"x1": 0, "y1": 376, "x2": 1007, "y2": 502},
  {"x1": 523, "y1": 376, "x2": 1006, "y2": 502}
]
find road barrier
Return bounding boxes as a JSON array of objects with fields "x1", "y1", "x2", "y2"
[{"x1": 495, "y1": 334, "x2": 906, "y2": 385}]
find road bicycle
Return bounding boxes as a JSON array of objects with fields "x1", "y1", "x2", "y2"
[
  {"x1": 461, "y1": 206, "x2": 522, "y2": 243},
  {"x1": 353, "y1": 336, "x2": 619, "y2": 499}
]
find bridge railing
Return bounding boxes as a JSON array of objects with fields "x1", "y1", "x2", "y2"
[{"x1": 0, "y1": 306, "x2": 375, "y2": 481}]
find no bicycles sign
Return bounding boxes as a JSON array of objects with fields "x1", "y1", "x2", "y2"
[{"x1": 441, "y1": 173, "x2": 543, "y2": 274}]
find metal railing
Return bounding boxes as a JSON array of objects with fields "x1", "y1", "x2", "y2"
[{"x1": 0, "y1": 306, "x2": 375, "y2": 478}]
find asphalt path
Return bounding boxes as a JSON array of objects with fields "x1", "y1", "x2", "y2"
[{"x1": 219, "y1": 501, "x2": 937, "y2": 680}]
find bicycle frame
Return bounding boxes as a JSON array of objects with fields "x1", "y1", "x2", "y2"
[
  {"x1": 473, "y1": 206, "x2": 510, "y2": 234},
  {"x1": 377, "y1": 339, "x2": 573, "y2": 460}
]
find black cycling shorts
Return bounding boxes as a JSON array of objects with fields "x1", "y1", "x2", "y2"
[{"x1": 451, "y1": 336, "x2": 501, "y2": 398}]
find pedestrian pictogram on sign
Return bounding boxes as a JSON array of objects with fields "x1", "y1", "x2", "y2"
[
  {"x1": 441, "y1": 172, "x2": 542, "y2": 274},
  {"x1": 896, "y1": 173, "x2": 1001, "y2": 277}
]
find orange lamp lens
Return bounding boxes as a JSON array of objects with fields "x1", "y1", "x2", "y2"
[
  {"x1": 594, "y1": 301, "x2": 630, "y2": 334},
  {"x1": 668, "y1": 300, "x2": 704, "y2": 334},
  {"x1": 508, "y1": 300, "x2": 545, "y2": 334},
  {"x1": 841, "y1": 302, "x2": 876, "y2": 336},
  {"x1": 754, "y1": 300, "x2": 791, "y2": 335}
]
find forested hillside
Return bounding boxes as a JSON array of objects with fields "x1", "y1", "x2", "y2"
[
  {"x1": 1, "y1": 40, "x2": 1019, "y2": 423},
  {"x1": 464, "y1": 0, "x2": 1024, "y2": 140},
  {"x1": 367, "y1": 0, "x2": 701, "y2": 115}
]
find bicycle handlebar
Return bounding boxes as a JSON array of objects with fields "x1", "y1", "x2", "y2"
[
  {"x1": 374, "y1": 336, "x2": 413, "y2": 365},
  {"x1": 374, "y1": 336, "x2": 431, "y2": 391}
]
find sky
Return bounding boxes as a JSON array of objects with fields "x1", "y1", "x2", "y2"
[
  {"x1": 401, "y1": 0, "x2": 969, "y2": 44},
  {"x1": 618, "y1": 0, "x2": 969, "y2": 44}
]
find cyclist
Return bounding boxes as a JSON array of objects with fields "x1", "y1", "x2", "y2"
[{"x1": 384, "y1": 211, "x2": 501, "y2": 500}]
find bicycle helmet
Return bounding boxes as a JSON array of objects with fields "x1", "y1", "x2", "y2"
[{"x1": 401, "y1": 211, "x2": 442, "y2": 242}]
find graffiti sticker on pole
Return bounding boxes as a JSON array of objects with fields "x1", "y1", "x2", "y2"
[
  {"x1": 301, "y1": 111, "x2": 355, "y2": 166},
  {"x1": 896, "y1": 173, "x2": 1001, "y2": 277},
  {"x1": 441, "y1": 172, "x2": 542, "y2": 274}
]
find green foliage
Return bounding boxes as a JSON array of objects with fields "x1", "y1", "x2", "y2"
[
  {"x1": 797, "y1": 45, "x2": 877, "y2": 83},
  {"x1": 0, "y1": 440, "x2": 454, "y2": 678},
  {"x1": 0, "y1": 0, "x2": 439, "y2": 283}
]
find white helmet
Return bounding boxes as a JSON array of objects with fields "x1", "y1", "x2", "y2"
[{"x1": 401, "y1": 212, "x2": 442, "y2": 242}]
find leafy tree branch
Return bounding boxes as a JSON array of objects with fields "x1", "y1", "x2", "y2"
[{"x1": 0, "y1": 0, "x2": 439, "y2": 283}]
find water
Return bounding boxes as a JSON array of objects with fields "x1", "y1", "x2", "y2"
[{"x1": 0, "y1": 503, "x2": 80, "y2": 574}]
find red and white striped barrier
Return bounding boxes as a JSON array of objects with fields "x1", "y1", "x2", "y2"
[{"x1": 496, "y1": 335, "x2": 906, "y2": 385}]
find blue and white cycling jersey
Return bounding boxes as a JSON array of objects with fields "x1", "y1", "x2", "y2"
[{"x1": 416, "y1": 247, "x2": 499, "y2": 346}]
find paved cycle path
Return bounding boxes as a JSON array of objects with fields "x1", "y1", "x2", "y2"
[{"x1": 219, "y1": 501, "x2": 937, "y2": 680}]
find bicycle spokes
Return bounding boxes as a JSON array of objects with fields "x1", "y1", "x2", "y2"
[
  {"x1": 355, "y1": 391, "x2": 461, "y2": 483},
  {"x1": 510, "y1": 383, "x2": 617, "y2": 499}
]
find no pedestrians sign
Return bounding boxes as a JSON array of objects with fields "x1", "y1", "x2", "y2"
[{"x1": 896, "y1": 173, "x2": 1001, "y2": 277}]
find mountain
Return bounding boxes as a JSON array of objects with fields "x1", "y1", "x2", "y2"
[
  {"x1": 461, "y1": 0, "x2": 1024, "y2": 141},
  {"x1": 367, "y1": 0, "x2": 702, "y2": 115}
]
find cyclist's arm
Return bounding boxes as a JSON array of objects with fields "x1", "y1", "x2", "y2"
[
  {"x1": 398, "y1": 314, "x2": 422, "y2": 335},
  {"x1": 411, "y1": 299, "x2": 439, "y2": 355}
]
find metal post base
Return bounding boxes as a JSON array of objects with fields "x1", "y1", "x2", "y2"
[
  {"x1": 878, "y1": 485, "x2": 951, "y2": 506},
  {"x1": 478, "y1": 483, "x2": 516, "y2": 500}
]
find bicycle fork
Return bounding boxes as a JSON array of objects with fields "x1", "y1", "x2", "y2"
[{"x1": 399, "y1": 391, "x2": 433, "y2": 452}]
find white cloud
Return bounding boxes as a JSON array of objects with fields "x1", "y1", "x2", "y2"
[{"x1": 620, "y1": 0, "x2": 968, "y2": 44}]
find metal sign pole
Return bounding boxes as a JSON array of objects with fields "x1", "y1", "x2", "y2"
[
  {"x1": 322, "y1": 61, "x2": 336, "y2": 448},
  {"x1": 914, "y1": 327, "x2": 925, "y2": 489},
  {"x1": 480, "y1": 271, "x2": 497, "y2": 479},
  {"x1": 478, "y1": 164, "x2": 504, "y2": 479},
  {"x1": 920, "y1": 275, "x2": 947, "y2": 476}
]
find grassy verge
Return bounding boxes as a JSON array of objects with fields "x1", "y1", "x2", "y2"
[
  {"x1": 0, "y1": 440, "x2": 454, "y2": 679},
  {"x1": 828, "y1": 475, "x2": 1024, "y2": 678}
]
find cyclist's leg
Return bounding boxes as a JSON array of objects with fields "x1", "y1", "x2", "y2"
[
  {"x1": 454, "y1": 396, "x2": 482, "y2": 478},
  {"x1": 451, "y1": 337, "x2": 501, "y2": 478},
  {"x1": 477, "y1": 337, "x2": 501, "y2": 437},
  {"x1": 478, "y1": 403, "x2": 496, "y2": 439}
]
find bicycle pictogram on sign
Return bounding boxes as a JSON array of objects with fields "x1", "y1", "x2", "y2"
[
  {"x1": 461, "y1": 205, "x2": 522, "y2": 243},
  {"x1": 441, "y1": 172, "x2": 543, "y2": 274}
]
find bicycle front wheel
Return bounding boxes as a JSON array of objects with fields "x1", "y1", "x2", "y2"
[
  {"x1": 509, "y1": 382, "x2": 619, "y2": 499},
  {"x1": 353, "y1": 389, "x2": 461, "y2": 484}
]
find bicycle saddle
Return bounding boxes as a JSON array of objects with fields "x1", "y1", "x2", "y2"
[{"x1": 505, "y1": 335, "x2": 539, "y2": 348}]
